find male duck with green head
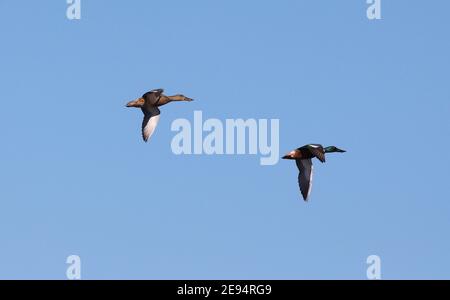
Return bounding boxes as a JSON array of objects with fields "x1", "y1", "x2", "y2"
[{"x1": 282, "y1": 144, "x2": 346, "y2": 201}]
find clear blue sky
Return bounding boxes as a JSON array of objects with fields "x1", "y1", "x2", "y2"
[{"x1": 0, "y1": 0, "x2": 449, "y2": 279}]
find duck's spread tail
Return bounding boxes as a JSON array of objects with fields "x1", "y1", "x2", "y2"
[{"x1": 126, "y1": 97, "x2": 145, "y2": 108}]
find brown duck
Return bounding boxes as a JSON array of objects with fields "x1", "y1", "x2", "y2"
[
  {"x1": 282, "y1": 144, "x2": 346, "y2": 201},
  {"x1": 126, "y1": 89, "x2": 193, "y2": 142}
]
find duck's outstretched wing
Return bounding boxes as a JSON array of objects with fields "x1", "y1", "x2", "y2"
[
  {"x1": 296, "y1": 159, "x2": 314, "y2": 201},
  {"x1": 141, "y1": 106, "x2": 161, "y2": 142},
  {"x1": 307, "y1": 145, "x2": 326, "y2": 163}
]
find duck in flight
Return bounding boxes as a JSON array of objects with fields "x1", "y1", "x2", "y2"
[
  {"x1": 282, "y1": 144, "x2": 346, "y2": 201},
  {"x1": 126, "y1": 89, "x2": 193, "y2": 142}
]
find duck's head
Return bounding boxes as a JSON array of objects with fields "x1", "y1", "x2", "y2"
[
  {"x1": 168, "y1": 94, "x2": 194, "y2": 101},
  {"x1": 173, "y1": 94, "x2": 194, "y2": 101},
  {"x1": 126, "y1": 97, "x2": 145, "y2": 108},
  {"x1": 324, "y1": 146, "x2": 346, "y2": 153}
]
